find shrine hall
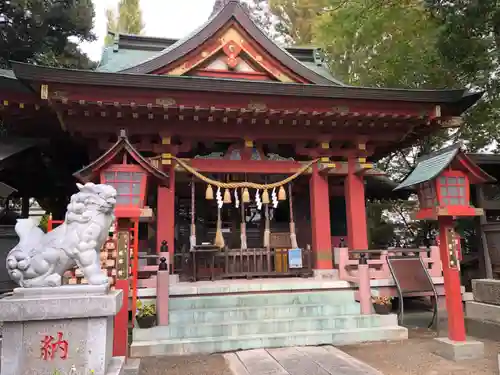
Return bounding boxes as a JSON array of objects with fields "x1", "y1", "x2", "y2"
[{"x1": 0, "y1": 0, "x2": 487, "y2": 356}]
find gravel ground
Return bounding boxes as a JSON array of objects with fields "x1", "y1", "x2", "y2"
[
  {"x1": 341, "y1": 328, "x2": 500, "y2": 375},
  {"x1": 139, "y1": 354, "x2": 233, "y2": 375}
]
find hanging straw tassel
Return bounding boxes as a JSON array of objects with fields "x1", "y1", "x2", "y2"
[
  {"x1": 205, "y1": 184, "x2": 214, "y2": 200},
  {"x1": 263, "y1": 203, "x2": 270, "y2": 249},
  {"x1": 223, "y1": 188, "x2": 232, "y2": 204},
  {"x1": 278, "y1": 185, "x2": 286, "y2": 201},
  {"x1": 262, "y1": 189, "x2": 270, "y2": 204},
  {"x1": 288, "y1": 183, "x2": 298, "y2": 249},
  {"x1": 242, "y1": 187, "x2": 250, "y2": 203},
  {"x1": 214, "y1": 206, "x2": 225, "y2": 248}
]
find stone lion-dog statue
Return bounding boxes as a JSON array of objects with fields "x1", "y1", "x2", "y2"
[{"x1": 6, "y1": 183, "x2": 117, "y2": 288}]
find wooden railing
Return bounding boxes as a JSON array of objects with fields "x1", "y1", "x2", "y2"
[
  {"x1": 334, "y1": 246, "x2": 442, "y2": 282},
  {"x1": 215, "y1": 247, "x2": 313, "y2": 279}
]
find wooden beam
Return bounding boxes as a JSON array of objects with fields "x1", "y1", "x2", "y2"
[{"x1": 68, "y1": 118, "x2": 410, "y2": 142}]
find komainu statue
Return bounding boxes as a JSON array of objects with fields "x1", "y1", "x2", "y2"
[{"x1": 6, "y1": 183, "x2": 117, "y2": 287}]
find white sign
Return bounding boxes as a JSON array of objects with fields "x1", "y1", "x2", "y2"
[{"x1": 288, "y1": 248, "x2": 303, "y2": 269}]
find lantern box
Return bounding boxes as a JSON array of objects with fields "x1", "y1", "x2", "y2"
[
  {"x1": 415, "y1": 170, "x2": 482, "y2": 219},
  {"x1": 394, "y1": 144, "x2": 495, "y2": 221},
  {"x1": 73, "y1": 129, "x2": 169, "y2": 219},
  {"x1": 101, "y1": 164, "x2": 148, "y2": 218}
]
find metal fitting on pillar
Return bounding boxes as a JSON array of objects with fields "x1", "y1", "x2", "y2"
[
  {"x1": 160, "y1": 240, "x2": 168, "y2": 253},
  {"x1": 159, "y1": 257, "x2": 168, "y2": 271}
]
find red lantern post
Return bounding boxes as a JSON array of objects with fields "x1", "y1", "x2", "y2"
[{"x1": 394, "y1": 144, "x2": 495, "y2": 359}]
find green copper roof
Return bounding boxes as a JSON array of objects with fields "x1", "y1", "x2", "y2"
[
  {"x1": 394, "y1": 144, "x2": 461, "y2": 190},
  {"x1": 97, "y1": 47, "x2": 158, "y2": 72}
]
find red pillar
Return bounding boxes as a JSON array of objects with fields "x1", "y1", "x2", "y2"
[
  {"x1": 438, "y1": 216, "x2": 466, "y2": 342},
  {"x1": 345, "y1": 157, "x2": 368, "y2": 250},
  {"x1": 157, "y1": 165, "x2": 175, "y2": 267},
  {"x1": 309, "y1": 163, "x2": 332, "y2": 269},
  {"x1": 113, "y1": 279, "x2": 129, "y2": 357}
]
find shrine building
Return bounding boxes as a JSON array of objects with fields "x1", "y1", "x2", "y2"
[{"x1": 0, "y1": 0, "x2": 485, "y2": 355}]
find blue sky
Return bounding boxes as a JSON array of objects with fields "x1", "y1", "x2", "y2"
[{"x1": 81, "y1": 0, "x2": 215, "y2": 61}]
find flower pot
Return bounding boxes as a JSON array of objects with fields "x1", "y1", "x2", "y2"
[
  {"x1": 373, "y1": 303, "x2": 392, "y2": 315},
  {"x1": 136, "y1": 314, "x2": 156, "y2": 328}
]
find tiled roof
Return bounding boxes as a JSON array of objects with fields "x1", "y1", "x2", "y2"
[{"x1": 394, "y1": 144, "x2": 461, "y2": 190}]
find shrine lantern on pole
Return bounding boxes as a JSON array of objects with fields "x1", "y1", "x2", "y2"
[
  {"x1": 73, "y1": 129, "x2": 169, "y2": 219},
  {"x1": 394, "y1": 143, "x2": 495, "y2": 343}
]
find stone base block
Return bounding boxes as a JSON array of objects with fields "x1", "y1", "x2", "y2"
[
  {"x1": 123, "y1": 358, "x2": 141, "y2": 375},
  {"x1": 0, "y1": 285, "x2": 124, "y2": 375},
  {"x1": 433, "y1": 337, "x2": 484, "y2": 361},
  {"x1": 465, "y1": 317, "x2": 500, "y2": 341},
  {"x1": 466, "y1": 301, "x2": 500, "y2": 323},
  {"x1": 472, "y1": 279, "x2": 500, "y2": 305},
  {"x1": 313, "y1": 269, "x2": 339, "y2": 280}
]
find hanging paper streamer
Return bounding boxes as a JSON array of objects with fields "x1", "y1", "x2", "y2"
[
  {"x1": 271, "y1": 188, "x2": 278, "y2": 208},
  {"x1": 216, "y1": 187, "x2": 223, "y2": 208},
  {"x1": 255, "y1": 189, "x2": 262, "y2": 210},
  {"x1": 234, "y1": 189, "x2": 240, "y2": 209}
]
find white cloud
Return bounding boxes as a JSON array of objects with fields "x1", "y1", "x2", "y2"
[{"x1": 80, "y1": 0, "x2": 215, "y2": 62}]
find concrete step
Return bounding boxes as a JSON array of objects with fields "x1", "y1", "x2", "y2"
[
  {"x1": 169, "y1": 290, "x2": 356, "y2": 311},
  {"x1": 130, "y1": 326, "x2": 408, "y2": 356},
  {"x1": 169, "y1": 302, "x2": 361, "y2": 324},
  {"x1": 134, "y1": 314, "x2": 398, "y2": 340}
]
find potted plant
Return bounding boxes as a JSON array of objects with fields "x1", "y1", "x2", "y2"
[
  {"x1": 372, "y1": 296, "x2": 393, "y2": 315},
  {"x1": 136, "y1": 300, "x2": 157, "y2": 328}
]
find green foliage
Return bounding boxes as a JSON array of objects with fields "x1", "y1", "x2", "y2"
[
  {"x1": 39, "y1": 213, "x2": 49, "y2": 233},
  {"x1": 426, "y1": 0, "x2": 500, "y2": 152},
  {"x1": 105, "y1": 0, "x2": 144, "y2": 45},
  {"x1": 269, "y1": 0, "x2": 329, "y2": 44},
  {"x1": 136, "y1": 299, "x2": 156, "y2": 318},
  {"x1": 0, "y1": 0, "x2": 96, "y2": 69}
]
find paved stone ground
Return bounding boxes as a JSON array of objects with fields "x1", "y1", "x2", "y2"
[
  {"x1": 139, "y1": 354, "x2": 233, "y2": 375},
  {"x1": 341, "y1": 328, "x2": 500, "y2": 375},
  {"x1": 224, "y1": 346, "x2": 384, "y2": 375}
]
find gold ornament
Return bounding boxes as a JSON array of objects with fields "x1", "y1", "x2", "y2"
[
  {"x1": 223, "y1": 189, "x2": 232, "y2": 204},
  {"x1": 278, "y1": 185, "x2": 286, "y2": 201},
  {"x1": 205, "y1": 184, "x2": 214, "y2": 200},
  {"x1": 262, "y1": 189, "x2": 270, "y2": 204},
  {"x1": 242, "y1": 187, "x2": 250, "y2": 203}
]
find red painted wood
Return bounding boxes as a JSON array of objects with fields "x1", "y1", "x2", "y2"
[
  {"x1": 113, "y1": 279, "x2": 129, "y2": 357},
  {"x1": 190, "y1": 69, "x2": 274, "y2": 81},
  {"x1": 50, "y1": 83, "x2": 438, "y2": 116},
  {"x1": 309, "y1": 163, "x2": 332, "y2": 269},
  {"x1": 438, "y1": 216, "x2": 466, "y2": 342},
  {"x1": 71, "y1": 119, "x2": 410, "y2": 142},
  {"x1": 157, "y1": 167, "x2": 175, "y2": 268},
  {"x1": 188, "y1": 159, "x2": 305, "y2": 174},
  {"x1": 345, "y1": 157, "x2": 368, "y2": 250}
]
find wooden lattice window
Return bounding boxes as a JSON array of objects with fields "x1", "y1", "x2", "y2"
[
  {"x1": 101, "y1": 165, "x2": 146, "y2": 207},
  {"x1": 437, "y1": 172, "x2": 468, "y2": 206}
]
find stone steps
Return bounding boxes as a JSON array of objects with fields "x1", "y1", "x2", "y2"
[
  {"x1": 169, "y1": 290, "x2": 356, "y2": 310},
  {"x1": 134, "y1": 314, "x2": 397, "y2": 340},
  {"x1": 131, "y1": 290, "x2": 408, "y2": 356},
  {"x1": 130, "y1": 326, "x2": 407, "y2": 357},
  {"x1": 169, "y1": 302, "x2": 362, "y2": 324}
]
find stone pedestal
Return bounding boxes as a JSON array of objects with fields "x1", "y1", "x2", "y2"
[
  {"x1": 433, "y1": 337, "x2": 484, "y2": 361},
  {"x1": 0, "y1": 285, "x2": 125, "y2": 375},
  {"x1": 472, "y1": 279, "x2": 500, "y2": 305}
]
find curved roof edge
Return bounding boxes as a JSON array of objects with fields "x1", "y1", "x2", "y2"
[
  {"x1": 73, "y1": 129, "x2": 169, "y2": 184},
  {"x1": 119, "y1": 1, "x2": 344, "y2": 85}
]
